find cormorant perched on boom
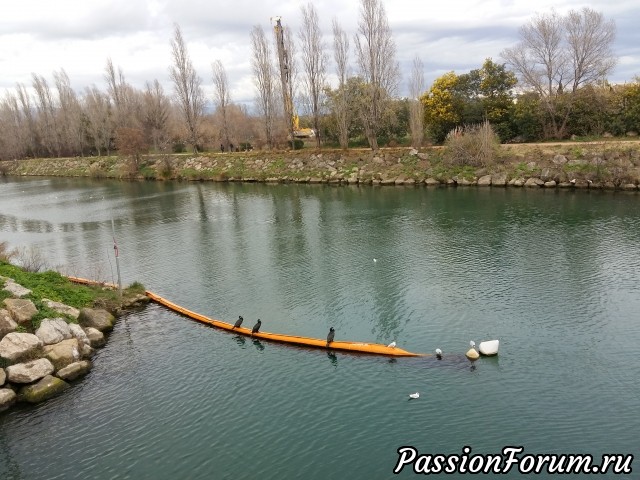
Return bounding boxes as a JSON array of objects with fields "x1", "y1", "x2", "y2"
[
  {"x1": 326, "y1": 327, "x2": 335, "y2": 347},
  {"x1": 251, "y1": 319, "x2": 262, "y2": 336}
]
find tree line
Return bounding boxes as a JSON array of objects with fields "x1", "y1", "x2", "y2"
[{"x1": 0, "y1": 0, "x2": 637, "y2": 161}]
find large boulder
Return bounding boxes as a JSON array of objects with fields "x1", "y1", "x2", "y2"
[
  {"x1": 524, "y1": 177, "x2": 544, "y2": 187},
  {"x1": 43, "y1": 338, "x2": 80, "y2": 370},
  {"x1": 56, "y1": 360, "x2": 92, "y2": 381},
  {"x1": 19, "y1": 375, "x2": 69, "y2": 403},
  {"x1": 79, "y1": 343, "x2": 94, "y2": 359},
  {"x1": 3, "y1": 298, "x2": 38, "y2": 327},
  {"x1": 552, "y1": 154, "x2": 568, "y2": 165},
  {"x1": 84, "y1": 327, "x2": 105, "y2": 348},
  {"x1": 0, "y1": 368, "x2": 5, "y2": 386},
  {"x1": 121, "y1": 294, "x2": 150, "y2": 309},
  {"x1": 42, "y1": 299, "x2": 80, "y2": 320},
  {"x1": 68, "y1": 323, "x2": 90, "y2": 346},
  {"x1": 492, "y1": 173, "x2": 508, "y2": 186},
  {"x1": 78, "y1": 308, "x2": 115, "y2": 332},
  {"x1": 35, "y1": 318, "x2": 73, "y2": 345},
  {"x1": 0, "y1": 332, "x2": 43, "y2": 362},
  {"x1": 3, "y1": 280, "x2": 32, "y2": 298},
  {"x1": 477, "y1": 175, "x2": 492, "y2": 186},
  {"x1": 6, "y1": 358, "x2": 55, "y2": 383},
  {"x1": 0, "y1": 388, "x2": 17, "y2": 412},
  {"x1": 0, "y1": 309, "x2": 17, "y2": 339}
]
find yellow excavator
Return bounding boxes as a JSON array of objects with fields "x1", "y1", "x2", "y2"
[{"x1": 272, "y1": 16, "x2": 315, "y2": 139}]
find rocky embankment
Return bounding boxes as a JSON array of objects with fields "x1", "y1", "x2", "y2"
[
  {"x1": 1, "y1": 143, "x2": 639, "y2": 190},
  {"x1": 0, "y1": 276, "x2": 149, "y2": 412}
]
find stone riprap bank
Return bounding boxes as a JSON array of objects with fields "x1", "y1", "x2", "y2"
[{"x1": 0, "y1": 276, "x2": 148, "y2": 412}]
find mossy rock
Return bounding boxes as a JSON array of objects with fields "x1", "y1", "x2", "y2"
[
  {"x1": 19, "y1": 374, "x2": 69, "y2": 403},
  {"x1": 78, "y1": 308, "x2": 115, "y2": 332}
]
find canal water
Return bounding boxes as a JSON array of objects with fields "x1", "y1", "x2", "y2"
[{"x1": 0, "y1": 177, "x2": 638, "y2": 479}]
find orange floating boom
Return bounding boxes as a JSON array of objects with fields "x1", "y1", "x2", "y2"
[
  {"x1": 67, "y1": 276, "x2": 426, "y2": 357},
  {"x1": 146, "y1": 291, "x2": 426, "y2": 357}
]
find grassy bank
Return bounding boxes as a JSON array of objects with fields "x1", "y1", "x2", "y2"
[
  {"x1": 0, "y1": 262, "x2": 145, "y2": 331},
  {"x1": 1, "y1": 140, "x2": 640, "y2": 188}
]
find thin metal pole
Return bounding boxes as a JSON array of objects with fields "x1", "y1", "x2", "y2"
[{"x1": 111, "y1": 218, "x2": 122, "y2": 298}]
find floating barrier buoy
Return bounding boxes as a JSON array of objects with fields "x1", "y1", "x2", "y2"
[
  {"x1": 465, "y1": 348, "x2": 480, "y2": 361},
  {"x1": 479, "y1": 339, "x2": 499, "y2": 356}
]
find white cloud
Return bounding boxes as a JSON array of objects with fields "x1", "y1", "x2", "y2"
[{"x1": 0, "y1": 0, "x2": 637, "y2": 103}]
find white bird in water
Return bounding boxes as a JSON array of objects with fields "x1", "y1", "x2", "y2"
[
  {"x1": 409, "y1": 392, "x2": 420, "y2": 399},
  {"x1": 373, "y1": 258, "x2": 377, "y2": 263},
  {"x1": 470, "y1": 340, "x2": 476, "y2": 349},
  {"x1": 387, "y1": 341, "x2": 396, "y2": 348}
]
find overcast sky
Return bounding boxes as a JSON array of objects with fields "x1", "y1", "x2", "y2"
[{"x1": 1, "y1": 0, "x2": 638, "y2": 106}]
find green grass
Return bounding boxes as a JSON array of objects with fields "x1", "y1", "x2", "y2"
[
  {"x1": 568, "y1": 146, "x2": 585, "y2": 158},
  {"x1": 30, "y1": 300, "x2": 74, "y2": 329},
  {"x1": 266, "y1": 158, "x2": 287, "y2": 174},
  {"x1": 0, "y1": 288, "x2": 12, "y2": 304},
  {"x1": 563, "y1": 163, "x2": 599, "y2": 174},
  {"x1": 140, "y1": 166, "x2": 157, "y2": 179},
  {"x1": 0, "y1": 265, "x2": 94, "y2": 307},
  {"x1": 0, "y1": 262, "x2": 146, "y2": 329},
  {"x1": 176, "y1": 168, "x2": 221, "y2": 181},
  {"x1": 514, "y1": 161, "x2": 538, "y2": 177}
]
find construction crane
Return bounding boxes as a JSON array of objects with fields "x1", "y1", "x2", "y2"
[{"x1": 272, "y1": 16, "x2": 314, "y2": 140}]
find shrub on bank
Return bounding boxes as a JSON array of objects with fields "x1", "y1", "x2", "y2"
[{"x1": 444, "y1": 121, "x2": 501, "y2": 168}]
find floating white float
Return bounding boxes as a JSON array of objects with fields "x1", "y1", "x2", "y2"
[{"x1": 479, "y1": 339, "x2": 499, "y2": 356}]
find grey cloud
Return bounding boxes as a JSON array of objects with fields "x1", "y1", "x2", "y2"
[{"x1": 1, "y1": 1, "x2": 158, "y2": 40}]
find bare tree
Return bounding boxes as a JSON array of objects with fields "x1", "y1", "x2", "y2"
[
  {"x1": 84, "y1": 86, "x2": 113, "y2": 156},
  {"x1": 105, "y1": 58, "x2": 140, "y2": 130},
  {"x1": 16, "y1": 83, "x2": 38, "y2": 157},
  {"x1": 502, "y1": 7, "x2": 616, "y2": 139},
  {"x1": 299, "y1": 3, "x2": 327, "y2": 148},
  {"x1": 142, "y1": 79, "x2": 170, "y2": 152},
  {"x1": 332, "y1": 19, "x2": 351, "y2": 149},
  {"x1": 251, "y1": 24, "x2": 277, "y2": 149},
  {"x1": 54, "y1": 69, "x2": 85, "y2": 156},
  {"x1": 169, "y1": 24, "x2": 205, "y2": 153},
  {"x1": 32, "y1": 73, "x2": 63, "y2": 157},
  {"x1": 408, "y1": 56, "x2": 425, "y2": 148},
  {"x1": 0, "y1": 92, "x2": 30, "y2": 159},
  {"x1": 354, "y1": 0, "x2": 400, "y2": 150},
  {"x1": 115, "y1": 126, "x2": 148, "y2": 175},
  {"x1": 565, "y1": 8, "x2": 617, "y2": 89},
  {"x1": 212, "y1": 59, "x2": 232, "y2": 151}
]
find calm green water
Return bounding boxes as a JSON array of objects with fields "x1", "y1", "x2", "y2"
[{"x1": 0, "y1": 178, "x2": 639, "y2": 479}]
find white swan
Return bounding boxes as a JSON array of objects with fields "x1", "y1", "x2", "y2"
[{"x1": 409, "y1": 392, "x2": 419, "y2": 399}]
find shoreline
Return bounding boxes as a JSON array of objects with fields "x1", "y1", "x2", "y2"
[
  {"x1": 1, "y1": 143, "x2": 639, "y2": 191},
  {"x1": 0, "y1": 265, "x2": 148, "y2": 413}
]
